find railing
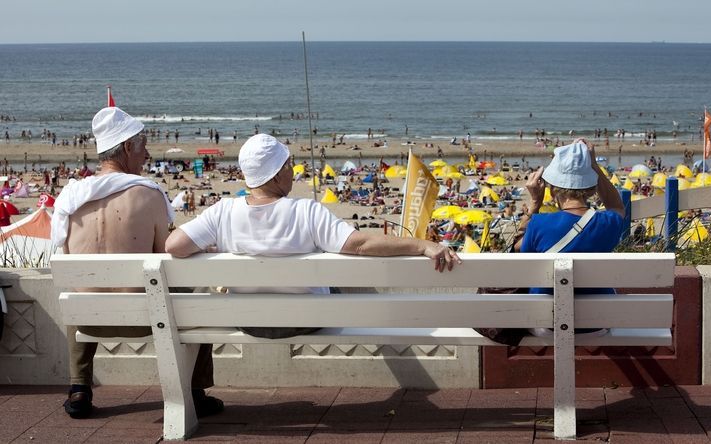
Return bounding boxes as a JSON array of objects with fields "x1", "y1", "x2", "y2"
[{"x1": 623, "y1": 177, "x2": 711, "y2": 251}]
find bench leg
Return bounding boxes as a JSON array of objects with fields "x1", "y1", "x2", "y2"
[
  {"x1": 143, "y1": 259, "x2": 200, "y2": 440},
  {"x1": 159, "y1": 343, "x2": 200, "y2": 441},
  {"x1": 554, "y1": 258, "x2": 576, "y2": 440}
]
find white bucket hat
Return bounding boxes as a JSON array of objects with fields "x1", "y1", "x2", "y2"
[
  {"x1": 239, "y1": 134, "x2": 290, "y2": 188},
  {"x1": 92, "y1": 107, "x2": 145, "y2": 154},
  {"x1": 541, "y1": 141, "x2": 598, "y2": 189}
]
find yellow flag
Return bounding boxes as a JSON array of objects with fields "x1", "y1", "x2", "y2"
[
  {"x1": 401, "y1": 151, "x2": 439, "y2": 238},
  {"x1": 480, "y1": 221, "x2": 491, "y2": 250},
  {"x1": 645, "y1": 218, "x2": 655, "y2": 238},
  {"x1": 468, "y1": 154, "x2": 477, "y2": 169},
  {"x1": 463, "y1": 235, "x2": 481, "y2": 253}
]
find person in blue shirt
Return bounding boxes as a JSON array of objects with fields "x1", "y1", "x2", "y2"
[{"x1": 514, "y1": 140, "x2": 625, "y2": 334}]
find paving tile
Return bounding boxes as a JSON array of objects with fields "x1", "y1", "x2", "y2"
[
  {"x1": 1, "y1": 392, "x2": 66, "y2": 415},
  {"x1": 206, "y1": 388, "x2": 276, "y2": 405},
  {"x1": 388, "y1": 401, "x2": 465, "y2": 430},
  {"x1": 381, "y1": 429, "x2": 459, "y2": 444},
  {"x1": 402, "y1": 389, "x2": 471, "y2": 403},
  {"x1": 270, "y1": 387, "x2": 340, "y2": 406},
  {"x1": 12, "y1": 425, "x2": 96, "y2": 443},
  {"x1": 462, "y1": 402, "x2": 536, "y2": 430},
  {"x1": 226, "y1": 429, "x2": 310, "y2": 443},
  {"x1": 661, "y1": 417, "x2": 709, "y2": 437},
  {"x1": 610, "y1": 434, "x2": 689, "y2": 443},
  {"x1": 537, "y1": 387, "x2": 605, "y2": 405},
  {"x1": 316, "y1": 405, "x2": 392, "y2": 431},
  {"x1": 332, "y1": 388, "x2": 405, "y2": 404},
  {"x1": 0, "y1": 413, "x2": 40, "y2": 443},
  {"x1": 644, "y1": 386, "x2": 682, "y2": 399},
  {"x1": 650, "y1": 397, "x2": 696, "y2": 419},
  {"x1": 100, "y1": 400, "x2": 165, "y2": 430},
  {"x1": 91, "y1": 385, "x2": 150, "y2": 400},
  {"x1": 457, "y1": 429, "x2": 534, "y2": 443},
  {"x1": 686, "y1": 401, "x2": 711, "y2": 419},
  {"x1": 575, "y1": 422, "x2": 609, "y2": 441},
  {"x1": 35, "y1": 408, "x2": 111, "y2": 429},
  {"x1": 305, "y1": 430, "x2": 385, "y2": 443},
  {"x1": 679, "y1": 386, "x2": 711, "y2": 398},
  {"x1": 0, "y1": 385, "x2": 66, "y2": 396},
  {"x1": 189, "y1": 423, "x2": 251, "y2": 441},
  {"x1": 0, "y1": 395, "x2": 12, "y2": 405},
  {"x1": 468, "y1": 388, "x2": 537, "y2": 403},
  {"x1": 609, "y1": 417, "x2": 668, "y2": 435},
  {"x1": 83, "y1": 426, "x2": 162, "y2": 444}
]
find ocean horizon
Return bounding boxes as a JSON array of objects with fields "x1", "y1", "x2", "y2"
[{"x1": 1, "y1": 41, "x2": 710, "y2": 141}]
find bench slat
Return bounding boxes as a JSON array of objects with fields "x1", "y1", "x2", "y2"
[
  {"x1": 75, "y1": 327, "x2": 672, "y2": 347},
  {"x1": 51, "y1": 252, "x2": 676, "y2": 289},
  {"x1": 59, "y1": 292, "x2": 672, "y2": 329}
]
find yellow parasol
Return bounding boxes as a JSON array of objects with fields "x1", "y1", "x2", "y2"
[
  {"x1": 320, "y1": 188, "x2": 339, "y2": 203},
  {"x1": 628, "y1": 170, "x2": 650, "y2": 179},
  {"x1": 622, "y1": 178, "x2": 634, "y2": 191},
  {"x1": 462, "y1": 235, "x2": 482, "y2": 253},
  {"x1": 651, "y1": 172, "x2": 667, "y2": 188},
  {"x1": 292, "y1": 164, "x2": 305, "y2": 176},
  {"x1": 478, "y1": 186, "x2": 500, "y2": 203},
  {"x1": 680, "y1": 220, "x2": 709, "y2": 244},
  {"x1": 674, "y1": 164, "x2": 693, "y2": 178},
  {"x1": 610, "y1": 174, "x2": 621, "y2": 186},
  {"x1": 453, "y1": 210, "x2": 493, "y2": 225},
  {"x1": 485, "y1": 175, "x2": 509, "y2": 186},
  {"x1": 431, "y1": 205, "x2": 463, "y2": 220},
  {"x1": 429, "y1": 159, "x2": 447, "y2": 168},
  {"x1": 538, "y1": 204, "x2": 559, "y2": 213},
  {"x1": 321, "y1": 164, "x2": 337, "y2": 178}
]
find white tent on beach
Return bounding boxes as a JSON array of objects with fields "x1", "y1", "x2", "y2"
[{"x1": 0, "y1": 207, "x2": 54, "y2": 268}]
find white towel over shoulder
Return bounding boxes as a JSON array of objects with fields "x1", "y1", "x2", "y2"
[{"x1": 51, "y1": 173, "x2": 174, "y2": 248}]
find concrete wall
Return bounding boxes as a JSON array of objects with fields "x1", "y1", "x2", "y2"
[{"x1": 0, "y1": 270, "x2": 479, "y2": 389}]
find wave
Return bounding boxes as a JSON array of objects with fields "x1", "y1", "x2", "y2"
[
  {"x1": 342, "y1": 133, "x2": 387, "y2": 139},
  {"x1": 135, "y1": 115, "x2": 273, "y2": 123}
]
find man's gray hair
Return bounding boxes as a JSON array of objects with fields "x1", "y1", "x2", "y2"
[{"x1": 97, "y1": 133, "x2": 141, "y2": 162}]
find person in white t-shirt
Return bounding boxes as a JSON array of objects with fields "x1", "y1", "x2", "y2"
[{"x1": 166, "y1": 134, "x2": 460, "y2": 338}]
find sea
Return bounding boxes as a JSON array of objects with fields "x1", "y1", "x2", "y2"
[{"x1": 0, "y1": 41, "x2": 710, "y2": 144}]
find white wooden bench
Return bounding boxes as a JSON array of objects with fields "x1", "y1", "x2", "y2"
[{"x1": 51, "y1": 252, "x2": 675, "y2": 441}]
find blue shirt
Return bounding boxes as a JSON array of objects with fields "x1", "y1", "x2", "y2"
[{"x1": 521, "y1": 210, "x2": 624, "y2": 295}]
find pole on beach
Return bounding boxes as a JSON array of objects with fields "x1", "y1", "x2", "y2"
[
  {"x1": 664, "y1": 176, "x2": 679, "y2": 252},
  {"x1": 302, "y1": 32, "x2": 318, "y2": 201},
  {"x1": 704, "y1": 107, "x2": 708, "y2": 177},
  {"x1": 398, "y1": 148, "x2": 412, "y2": 236}
]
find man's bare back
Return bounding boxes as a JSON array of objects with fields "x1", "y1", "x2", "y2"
[{"x1": 65, "y1": 185, "x2": 169, "y2": 254}]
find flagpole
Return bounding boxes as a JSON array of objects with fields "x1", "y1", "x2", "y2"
[
  {"x1": 301, "y1": 32, "x2": 318, "y2": 201},
  {"x1": 107, "y1": 85, "x2": 112, "y2": 107},
  {"x1": 398, "y1": 148, "x2": 412, "y2": 236},
  {"x1": 705, "y1": 106, "x2": 708, "y2": 176}
]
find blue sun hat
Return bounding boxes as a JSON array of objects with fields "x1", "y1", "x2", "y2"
[{"x1": 541, "y1": 141, "x2": 598, "y2": 189}]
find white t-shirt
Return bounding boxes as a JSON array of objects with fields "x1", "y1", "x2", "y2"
[{"x1": 179, "y1": 196, "x2": 356, "y2": 294}]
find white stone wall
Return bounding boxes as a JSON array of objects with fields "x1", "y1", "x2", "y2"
[{"x1": 0, "y1": 270, "x2": 480, "y2": 388}]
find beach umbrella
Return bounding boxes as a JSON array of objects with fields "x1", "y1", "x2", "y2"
[
  {"x1": 610, "y1": 174, "x2": 621, "y2": 186},
  {"x1": 166, "y1": 147, "x2": 184, "y2": 154},
  {"x1": 37, "y1": 193, "x2": 55, "y2": 208},
  {"x1": 674, "y1": 164, "x2": 693, "y2": 178},
  {"x1": 170, "y1": 191, "x2": 186, "y2": 209},
  {"x1": 455, "y1": 210, "x2": 493, "y2": 225},
  {"x1": 341, "y1": 161, "x2": 357, "y2": 173},
  {"x1": 385, "y1": 165, "x2": 406, "y2": 178},
  {"x1": 321, "y1": 164, "x2": 337, "y2": 178},
  {"x1": 678, "y1": 178, "x2": 691, "y2": 190},
  {"x1": 307, "y1": 176, "x2": 320, "y2": 187},
  {"x1": 429, "y1": 159, "x2": 447, "y2": 168},
  {"x1": 431, "y1": 205, "x2": 463, "y2": 220},
  {"x1": 432, "y1": 167, "x2": 444, "y2": 178},
  {"x1": 320, "y1": 188, "x2": 339, "y2": 204},
  {"x1": 539, "y1": 204, "x2": 559, "y2": 213},
  {"x1": 652, "y1": 172, "x2": 667, "y2": 188},
  {"x1": 694, "y1": 173, "x2": 711, "y2": 187},
  {"x1": 446, "y1": 172, "x2": 464, "y2": 180},
  {"x1": 680, "y1": 220, "x2": 708, "y2": 244},
  {"x1": 631, "y1": 194, "x2": 645, "y2": 201},
  {"x1": 631, "y1": 164, "x2": 653, "y2": 175},
  {"x1": 628, "y1": 169, "x2": 650, "y2": 179},
  {"x1": 622, "y1": 178, "x2": 634, "y2": 191},
  {"x1": 693, "y1": 160, "x2": 710, "y2": 173},
  {"x1": 292, "y1": 164, "x2": 306, "y2": 176},
  {"x1": 478, "y1": 186, "x2": 500, "y2": 203},
  {"x1": 454, "y1": 210, "x2": 493, "y2": 225},
  {"x1": 0, "y1": 200, "x2": 20, "y2": 215},
  {"x1": 485, "y1": 175, "x2": 509, "y2": 186},
  {"x1": 0, "y1": 207, "x2": 54, "y2": 266}
]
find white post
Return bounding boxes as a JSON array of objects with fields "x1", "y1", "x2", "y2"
[
  {"x1": 143, "y1": 258, "x2": 199, "y2": 440},
  {"x1": 553, "y1": 257, "x2": 576, "y2": 440}
]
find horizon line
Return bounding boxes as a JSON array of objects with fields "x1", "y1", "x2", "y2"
[{"x1": 1, "y1": 39, "x2": 709, "y2": 46}]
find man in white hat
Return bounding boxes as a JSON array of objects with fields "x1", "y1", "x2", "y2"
[
  {"x1": 165, "y1": 134, "x2": 461, "y2": 339},
  {"x1": 52, "y1": 107, "x2": 221, "y2": 419}
]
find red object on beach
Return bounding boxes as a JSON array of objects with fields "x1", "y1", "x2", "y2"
[
  {"x1": 197, "y1": 148, "x2": 224, "y2": 156},
  {"x1": 0, "y1": 205, "x2": 9, "y2": 227},
  {"x1": 37, "y1": 194, "x2": 55, "y2": 208},
  {"x1": 0, "y1": 201, "x2": 19, "y2": 216},
  {"x1": 107, "y1": 86, "x2": 115, "y2": 107}
]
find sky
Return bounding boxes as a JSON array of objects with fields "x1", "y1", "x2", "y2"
[{"x1": 1, "y1": 0, "x2": 710, "y2": 44}]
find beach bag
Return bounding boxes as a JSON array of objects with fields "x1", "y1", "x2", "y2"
[{"x1": 473, "y1": 209, "x2": 595, "y2": 346}]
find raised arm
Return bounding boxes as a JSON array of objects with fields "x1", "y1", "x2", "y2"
[{"x1": 340, "y1": 231, "x2": 461, "y2": 272}]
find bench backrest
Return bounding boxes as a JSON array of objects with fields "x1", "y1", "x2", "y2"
[{"x1": 52, "y1": 252, "x2": 675, "y2": 330}]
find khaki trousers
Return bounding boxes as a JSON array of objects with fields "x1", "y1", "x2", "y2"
[{"x1": 68, "y1": 325, "x2": 214, "y2": 389}]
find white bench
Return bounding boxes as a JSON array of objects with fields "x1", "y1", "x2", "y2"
[{"x1": 51, "y1": 252, "x2": 675, "y2": 441}]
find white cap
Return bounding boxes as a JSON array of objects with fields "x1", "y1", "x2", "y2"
[
  {"x1": 541, "y1": 141, "x2": 598, "y2": 190},
  {"x1": 92, "y1": 107, "x2": 144, "y2": 154},
  {"x1": 238, "y1": 134, "x2": 290, "y2": 188}
]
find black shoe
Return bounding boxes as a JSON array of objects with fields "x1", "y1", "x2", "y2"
[
  {"x1": 64, "y1": 386, "x2": 93, "y2": 419},
  {"x1": 192, "y1": 389, "x2": 224, "y2": 418}
]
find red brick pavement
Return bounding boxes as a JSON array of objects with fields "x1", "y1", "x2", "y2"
[{"x1": 1, "y1": 385, "x2": 711, "y2": 443}]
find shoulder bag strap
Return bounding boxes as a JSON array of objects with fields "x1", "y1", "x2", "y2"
[{"x1": 545, "y1": 209, "x2": 596, "y2": 253}]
